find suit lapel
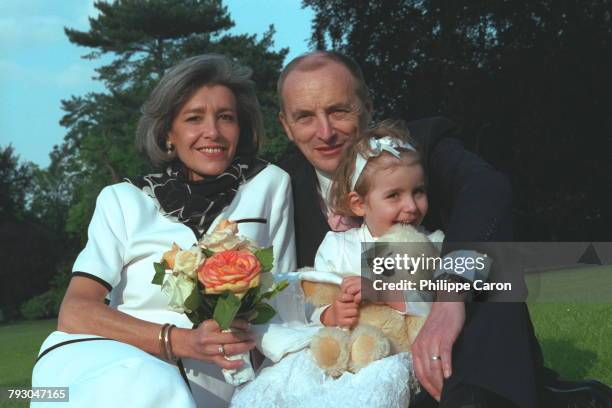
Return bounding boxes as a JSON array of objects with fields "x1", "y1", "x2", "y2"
[{"x1": 291, "y1": 155, "x2": 330, "y2": 267}]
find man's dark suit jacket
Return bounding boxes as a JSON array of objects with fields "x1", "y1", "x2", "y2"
[
  {"x1": 278, "y1": 116, "x2": 513, "y2": 269},
  {"x1": 278, "y1": 117, "x2": 541, "y2": 408}
]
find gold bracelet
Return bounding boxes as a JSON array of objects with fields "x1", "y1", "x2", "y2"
[
  {"x1": 164, "y1": 324, "x2": 178, "y2": 362},
  {"x1": 159, "y1": 323, "x2": 170, "y2": 360}
]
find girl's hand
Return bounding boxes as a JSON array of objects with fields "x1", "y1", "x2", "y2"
[
  {"x1": 340, "y1": 276, "x2": 364, "y2": 304},
  {"x1": 321, "y1": 293, "x2": 360, "y2": 328},
  {"x1": 342, "y1": 276, "x2": 407, "y2": 313},
  {"x1": 173, "y1": 319, "x2": 256, "y2": 369}
]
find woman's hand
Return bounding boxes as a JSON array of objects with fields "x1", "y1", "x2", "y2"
[
  {"x1": 174, "y1": 319, "x2": 256, "y2": 370},
  {"x1": 59, "y1": 277, "x2": 256, "y2": 370}
]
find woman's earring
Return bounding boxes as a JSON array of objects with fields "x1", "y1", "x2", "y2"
[{"x1": 166, "y1": 140, "x2": 174, "y2": 155}]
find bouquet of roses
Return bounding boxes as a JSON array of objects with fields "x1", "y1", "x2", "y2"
[{"x1": 151, "y1": 219, "x2": 287, "y2": 384}]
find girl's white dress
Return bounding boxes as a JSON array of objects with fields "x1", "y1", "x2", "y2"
[
  {"x1": 231, "y1": 224, "x2": 443, "y2": 408},
  {"x1": 31, "y1": 164, "x2": 296, "y2": 408}
]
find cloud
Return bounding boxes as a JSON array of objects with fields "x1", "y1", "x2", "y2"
[
  {"x1": 0, "y1": 58, "x2": 49, "y2": 86},
  {"x1": 77, "y1": 1, "x2": 101, "y2": 27},
  {"x1": 0, "y1": 59, "x2": 21, "y2": 75},
  {"x1": 0, "y1": 16, "x2": 66, "y2": 51},
  {"x1": 0, "y1": 58, "x2": 98, "y2": 90},
  {"x1": 0, "y1": 0, "x2": 99, "y2": 52},
  {"x1": 54, "y1": 63, "x2": 98, "y2": 87},
  {"x1": 0, "y1": 0, "x2": 102, "y2": 90}
]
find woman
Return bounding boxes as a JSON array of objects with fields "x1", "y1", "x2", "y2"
[{"x1": 31, "y1": 54, "x2": 296, "y2": 407}]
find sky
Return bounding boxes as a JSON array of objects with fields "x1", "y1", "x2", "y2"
[{"x1": 0, "y1": 0, "x2": 313, "y2": 168}]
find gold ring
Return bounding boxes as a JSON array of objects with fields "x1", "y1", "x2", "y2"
[
  {"x1": 218, "y1": 345, "x2": 225, "y2": 355},
  {"x1": 431, "y1": 355, "x2": 442, "y2": 361}
]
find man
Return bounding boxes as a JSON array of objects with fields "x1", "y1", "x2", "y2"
[{"x1": 277, "y1": 51, "x2": 609, "y2": 407}]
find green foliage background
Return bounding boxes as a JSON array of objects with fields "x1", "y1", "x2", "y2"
[
  {"x1": 1, "y1": 0, "x2": 611, "y2": 328},
  {"x1": 0, "y1": 0, "x2": 611, "y2": 394},
  {"x1": 1, "y1": 0, "x2": 291, "y2": 320},
  {"x1": 305, "y1": 0, "x2": 612, "y2": 241}
]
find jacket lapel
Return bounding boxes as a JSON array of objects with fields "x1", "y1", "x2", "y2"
[{"x1": 291, "y1": 154, "x2": 331, "y2": 267}]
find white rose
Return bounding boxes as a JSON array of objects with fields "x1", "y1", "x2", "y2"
[
  {"x1": 199, "y1": 230, "x2": 259, "y2": 253},
  {"x1": 259, "y1": 272, "x2": 274, "y2": 292},
  {"x1": 173, "y1": 246, "x2": 202, "y2": 279},
  {"x1": 162, "y1": 273, "x2": 196, "y2": 313}
]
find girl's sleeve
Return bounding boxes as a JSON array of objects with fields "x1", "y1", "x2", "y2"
[
  {"x1": 309, "y1": 232, "x2": 345, "y2": 324},
  {"x1": 72, "y1": 186, "x2": 128, "y2": 291},
  {"x1": 314, "y1": 231, "x2": 344, "y2": 273}
]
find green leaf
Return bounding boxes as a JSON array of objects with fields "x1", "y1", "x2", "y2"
[
  {"x1": 213, "y1": 292, "x2": 242, "y2": 330},
  {"x1": 255, "y1": 279, "x2": 289, "y2": 303},
  {"x1": 185, "y1": 308, "x2": 203, "y2": 325},
  {"x1": 184, "y1": 284, "x2": 201, "y2": 314},
  {"x1": 151, "y1": 262, "x2": 167, "y2": 285},
  {"x1": 196, "y1": 283, "x2": 217, "y2": 319},
  {"x1": 200, "y1": 292, "x2": 217, "y2": 316},
  {"x1": 182, "y1": 283, "x2": 216, "y2": 325},
  {"x1": 237, "y1": 287, "x2": 259, "y2": 314},
  {"x1": 249, "y1": 303, "x2": 277, "y2": 325},
  {"x1": 202, "y1": 248, "x2": 215, "y2": 258},
  {"x1": 254, "y1": 247, "x2": 274, "y2": 273}
]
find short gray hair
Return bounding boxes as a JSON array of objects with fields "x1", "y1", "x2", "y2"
[
  {"x1": 137, "y1": 54, "x2": 263, "y2": 167},
  {"x1": 277, "y1": 51, "x2": 373, "y2": 128}
]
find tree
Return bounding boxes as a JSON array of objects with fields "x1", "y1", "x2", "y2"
[
  {"x1": 0, "y1": 219, "x2": 62, "y2": 320},
  {"x1": 0, "y1": 145, "x2": 63, "y2": 320},
  {"x1": 304, "y1": 0, "x2": 612, "y2": 240},
  {"x1": 0, "y1": 145, "x2": 35, "y2": 222},
  {"x1": 29, "y1": 145, "x2": 81, "y2": 235},
  {"x1": 58, "y1": 0, "x2": 289, "y2": 242}
]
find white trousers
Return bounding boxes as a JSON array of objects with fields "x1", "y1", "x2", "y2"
[{"x1": 32, "y1": 331, "x2": 226, "y2": 408}]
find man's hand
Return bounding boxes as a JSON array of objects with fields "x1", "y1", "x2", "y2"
[
  {"x1": 321, "y1": 292, "x2": 360, "y2": 328},
  {"x1": 411, "y1": 299, "x2": 465, "y2": 401}
]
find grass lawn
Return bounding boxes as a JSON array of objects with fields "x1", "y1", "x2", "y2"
[
  {"x1": 0, "y1": 319, "x2": 56, "y2": 408},
  {"x1": 529, "y1": 302, "x2": 611, "y2": 384},
  {"x1": 525, "y1": 265, "x2": 612, "y2": 303},
  {"x1": 524, "y1": 265, "x2": 612, "y2": 383},
  {"x1": 0, "y1": 301, "x2": 609, "y2": 406}
]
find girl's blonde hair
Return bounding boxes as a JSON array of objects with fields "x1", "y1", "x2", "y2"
[{"x1": 330, "y1": 119, "x2": 422, "y2": 216}]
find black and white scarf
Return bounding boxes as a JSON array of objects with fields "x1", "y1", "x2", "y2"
[{"x1": 127, "y1": 156, "x2": 267, "y2": 238}]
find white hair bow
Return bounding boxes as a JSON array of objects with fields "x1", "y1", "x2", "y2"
[{"x1": 349, "y1": 136, "x2": 416, "y2": 190}]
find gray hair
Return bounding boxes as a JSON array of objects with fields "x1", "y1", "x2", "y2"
[
  {"x1": 137, "y1": 54, "x2": 263, "y2": 167},
  {"x1": 277, "y1": 50, "x2": 373, "y2": 128}
]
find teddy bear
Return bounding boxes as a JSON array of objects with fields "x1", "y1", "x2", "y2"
[{"x1": 302, "y1": 225, "x2": 443, "y2": 377}]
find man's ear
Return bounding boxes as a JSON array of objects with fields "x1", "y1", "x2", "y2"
[
  {"x1": 278, "y1": 112, "x2": 295, "y2": 142},
  {"x1": 348, "y1": 191, "x2": 366, "y2": 217}
]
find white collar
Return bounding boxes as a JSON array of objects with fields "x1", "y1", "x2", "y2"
[
  {"x1": 360, "y1": 223, "x2": 377, "y2": 242},
  {"x1": 360, "y1": 223, "x2": 440, "y2": 243},
  {"x1": 314, "y1": 168, "x2": 334, "y2": 211}
]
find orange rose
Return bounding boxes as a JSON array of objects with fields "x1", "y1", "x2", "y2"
[
  {"x1": 198, "y1": 250, "x2": 261, "y2": 295},
  {"x1": 163, "y1": 243, "x2": 181, "y2": 269}
]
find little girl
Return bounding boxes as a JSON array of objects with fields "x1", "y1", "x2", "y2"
[
  {"x1": 231, "y1": 121, "x2": 443, "y2": 408},
  {"x1": 312, "y1": 119, "x2": 443, "y2": 328}
]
